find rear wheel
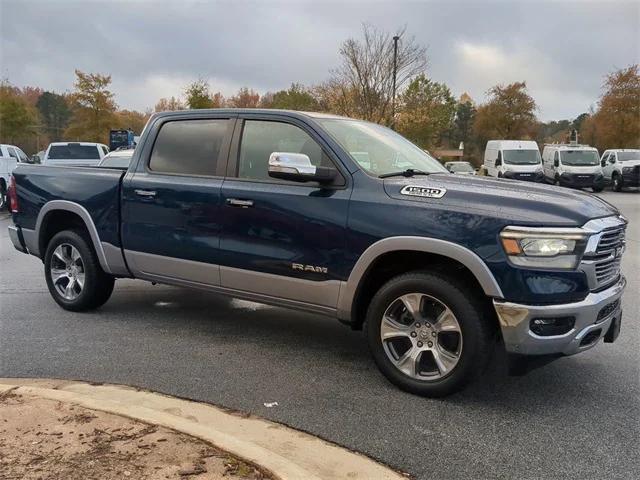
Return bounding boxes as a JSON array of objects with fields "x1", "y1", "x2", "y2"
[
  {"x1": 44, "y1": 230, "x2": 114, "y2": 311},
  {"x1": 0, "y1": 181, "x2": 6, "y2": 211},
  {"x1": 366, "y1": 272, "x2": 493, "y2": 397},
  {"x1": 612, "y1": 173, "x2": 622, "y2": 192}
]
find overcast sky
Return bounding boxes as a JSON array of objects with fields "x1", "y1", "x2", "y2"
[{"x1": 1, "y1": 0, "x2": 638, "y2": 121}]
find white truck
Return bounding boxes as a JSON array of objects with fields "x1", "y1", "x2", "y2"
[
  {"x1": 1, "y1": 144, "x2": 30, "y2": 210},
  {"x1": 43, "y1": 142, "x2": 109, "y2": 167},
  {"x1": 600, "y1": 149, "x2": 640, "y2": 191},
  {"x1": 542, "y1": 144, "x2": 604, "y2": 192},
  {"x1": 483, "y1": 140, "x2": 543, "y2": 182}
]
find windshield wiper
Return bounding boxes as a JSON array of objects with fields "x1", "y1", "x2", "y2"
[{"x1": 379, "y1": 169, "x2": 432, "y2": 178}]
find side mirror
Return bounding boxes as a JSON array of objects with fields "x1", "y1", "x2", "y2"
[
  {"x1": 495, "y1": 157, "x2": 502, "y2": 166},
  {"x1": 601, "y1": 159, "x2": 606, "y2": 167},
  {"x1": 268, "y1": 152, "x2": 336, "y2": 184},
  {"x1": 554, "y1": 158, "x2": 559, "y2": 167}
]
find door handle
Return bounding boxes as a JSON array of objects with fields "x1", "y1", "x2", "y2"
[
  {"x1": 135, "y1": 189, "x2": 156, "y2": 197},
  {"x1": 226, "y1": 198, "x2": 254, "y2": 208}
]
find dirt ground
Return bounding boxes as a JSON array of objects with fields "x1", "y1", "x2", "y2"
[{"x1": 0, "y1": 388, "x2": 270, "y2": 480}]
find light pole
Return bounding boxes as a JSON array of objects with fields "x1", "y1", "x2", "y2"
[{"x1": 391, "y1": 35, "x2": 400, "y2": 129}]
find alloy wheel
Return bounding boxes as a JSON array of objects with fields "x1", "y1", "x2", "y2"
[
  {"x1": 380, "y1": 293, "x2": 463, "y2": 380},
  {"x1": 50, "y1": 243, "x2": 85, "y2": 300}
]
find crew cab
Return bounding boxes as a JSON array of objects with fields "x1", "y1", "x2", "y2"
[
  {"x1": 7, "y1": 110, "x2": 628, "y2": 397},
  {"x1": 600, "y1": 149, "x2": 640, "y2": 191}
]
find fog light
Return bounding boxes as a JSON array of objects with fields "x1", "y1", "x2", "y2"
[{"x1": 530, "y1": 316, "x2": 575, "y2": 336}]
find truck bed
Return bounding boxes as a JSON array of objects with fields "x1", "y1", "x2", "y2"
[{"x1": 11, "y1": 164, "x2": 125, "y2": 248}]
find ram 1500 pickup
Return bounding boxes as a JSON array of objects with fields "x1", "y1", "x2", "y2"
[{"x1": 7, "y1": 109, "x2": 627, "y2": 397}]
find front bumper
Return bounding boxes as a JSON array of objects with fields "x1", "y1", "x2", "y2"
[
  {"x1": 559, "y1": 173, "x2": 604, "y2": 188},
  {"x1": 494, "y1": 275, "x2": 625, "y2": 356},
  {"x1": 503, "y1": 171, "x2": 544, "y2": 182},
  {"x1": 621, "y1": 171, "x2": 640, "y2": 187}
]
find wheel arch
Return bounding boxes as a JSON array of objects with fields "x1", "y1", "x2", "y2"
[
  {"x1": 337, "y1": 237, "x2": 504, "y2": 329},
  {"x1": 35, "y1": 200, "x2": 112, "y2": 274}
]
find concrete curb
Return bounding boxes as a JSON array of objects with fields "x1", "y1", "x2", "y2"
[{"x1": 0, "y1": 379, "x2": 406, "y2": 480}]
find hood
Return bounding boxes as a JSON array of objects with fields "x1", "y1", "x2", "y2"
[
  {"x1": 619, "y1": 159, "x2": 640, "y2": 168},
  {"x1": 383, "y1": 174, "x2": 619, "y2": 226}
]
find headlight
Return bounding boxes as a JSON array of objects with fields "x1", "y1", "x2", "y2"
[
  {"x1": 622, "y1": 166, "x2": 634, "y2": 174},
  {"x1": 500, "y1": 227, "x2": 588, "y2": 269}
]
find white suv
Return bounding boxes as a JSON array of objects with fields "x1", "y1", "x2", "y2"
[
  {"x1": 600, "y1": 149, "x2": 640, "y2": 191},
  {"x1": 1, "y1": 144, "x2": 30, "y2": 210}
]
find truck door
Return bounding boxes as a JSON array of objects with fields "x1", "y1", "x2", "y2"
[
  {"x1": 121, "y1": 114, "x2": 235, "y2": 286},
  {"x1": 219, "y1": 115, "x2": 350, "y2": 312}
]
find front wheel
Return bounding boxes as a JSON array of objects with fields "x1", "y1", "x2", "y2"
[
  {"x1": 366, "y1": 272, "x2": 493, "y2": 397},
  {"x1": 612, "y1": 174, "x2": 622, "y2": 192},
  {"x1": 44, "y1": 230, "x2": 115, "y2": 311}
]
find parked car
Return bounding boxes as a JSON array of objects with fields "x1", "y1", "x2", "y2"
[
  {"x1": 444, "y1": 161, "x2": 476, "y2": 175},
  {"x1": 0, "y1": 143, "x2": 29, "y2": 210},
  {"x1": 483, "y1": 140, "x2": 544, "y2": 182},
  {"x1": 43, "y1": 142, "x2": 109, "y2": 167},
  {"x1": 98, "y1": 148, "x2": 134, "y2": 169},
  {"x1": 600, "y1": 149, "x2": 640, "y2": 191},
  {"x1": 31, "y1": 150, "x2": 45, "y2": 164},
  {"x1": 542, "y1": 144, "x2": 604, "y2": 192},
  {"x1": 7, "y1": 110, "x2": 627, "y2": 397}
]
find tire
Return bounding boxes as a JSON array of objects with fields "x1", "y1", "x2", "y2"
[
  {"x1": 0, "y1": 181, "x2": 6, "y2": 211},
  {"x1": 592, "y1": 185, "x2": 604, "y2": 193},
  {"x1": 612, "y1": 174, "x2": 622, "y2": 192},
  {"x1": 554, "y1": 175, "x2": 561, "y2": 187},
  {"x1": 366, "y1": 271, "x2": 493, "y2": 397},
  {"x1": 44, "y1": 230, "x2": 115, "y2": 311}
]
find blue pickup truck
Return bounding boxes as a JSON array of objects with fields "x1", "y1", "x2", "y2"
[{"x1": 7, "y1": 110, "x2": 627, "y2": 396}]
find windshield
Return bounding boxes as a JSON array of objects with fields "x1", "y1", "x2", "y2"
[
  {"x1": 561, "y1": 150, "x2": 599, "y2": 166},
  {"x1": 317, "y1": 118, "x2": 447, "y2": 176},
  {"x1": 448, "y1": 163, "x2": 474, "y2": 172},
  {"x1": 503, "y1": 149, "x2": 541, "y2": 165},
  {"x1": 617, "y1": 151, "x2": 640, "y2": 161},
  {"x1": 48, "y1": 144, "x2": 100, "y2": 160},
  {"x1": 100, "y1": 155, "x2": 132, "y2": 168}
]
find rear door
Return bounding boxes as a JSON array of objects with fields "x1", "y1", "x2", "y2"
[
  {"x1": 121, "y1": 113, "x2": 236, "y2": 286},
  {"x1": 218, "y1": 114, "x2": 351, "y2": 312}
]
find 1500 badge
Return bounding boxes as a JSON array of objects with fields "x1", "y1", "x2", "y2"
[{"x1": 400, "y1": 185, "x2": 447, "y2": 199}]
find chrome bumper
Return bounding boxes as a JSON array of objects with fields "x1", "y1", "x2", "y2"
[
  {"x1": 8, "y1": 225, "x2": 27, "y2": 253},
  {"x1": 494, "y1": 276, "x2": 626, "y2": 356}
]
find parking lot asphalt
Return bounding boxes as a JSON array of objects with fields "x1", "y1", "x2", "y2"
[{"x1": 1, "y1": 190, "x2": 638, "y2": 480}]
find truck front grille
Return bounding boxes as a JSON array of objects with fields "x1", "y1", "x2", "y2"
[{"x1": 591, "y1": 226, "x2": 625, "y2": 289}]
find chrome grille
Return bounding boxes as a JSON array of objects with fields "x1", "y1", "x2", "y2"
[{"x1": 592, "y1": 226, "x2": 625, "y2": 288}]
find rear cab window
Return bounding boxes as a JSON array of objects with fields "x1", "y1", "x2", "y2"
[
  {"x1": 149, "y1": 119, "x2": 228, "y2": 176},
  {"x1": 48, "y1": 144, "x2": 101, "y2": 160}
]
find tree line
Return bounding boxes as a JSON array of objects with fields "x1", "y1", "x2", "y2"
[{"x1": 1, "y1": 24, "x2": 638, "y2": 164}]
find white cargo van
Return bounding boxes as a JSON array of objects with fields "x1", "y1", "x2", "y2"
[
  {"x1": 43, "y1": 142, "x2": 108, "y2": 167},
  {"x1": 483, "y1": 140, "x2": 543, "y2": 182},
  {"x1": 1, "y1": 144, "x2": 30, "y2": 210},
  {"x1": 542, "y1": 144, "x2": 604, "y2": 192}
]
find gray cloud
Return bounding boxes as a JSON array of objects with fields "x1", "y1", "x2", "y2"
[{"x1": 1, "y1": 0, "x2": 638, "y2": 120}]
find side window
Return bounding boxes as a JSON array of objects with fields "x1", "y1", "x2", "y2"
[
  {"x1": 8, "y1": 148, "x2": 19, "y2": 160},
  {"x1": 101, "y1": 146, "x2": 109, "y2": 156},
  {"x1": 553, "y1": 151, "x2": 560, "y2": 164},
  {"x1": 610, "y1": 153, "x2": 616, "y2": 163},
  {"x1": 17, "y1": 149, "x2": 29, "y2": 163},
  {"x1": 238, "y1": 120, "x2": 332, "y2": 182},
  {"x1": 496, "y1": 151, "x2": 502, "y2": 162},
  {"x1": 149, "y1": 119, "x2": 228, "y2": 176}
]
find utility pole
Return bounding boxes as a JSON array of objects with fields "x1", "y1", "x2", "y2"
[{"x1": 392, "y1": 35, "x2": 400, "y2": 129}]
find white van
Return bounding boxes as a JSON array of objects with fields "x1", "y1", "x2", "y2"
[
  {"x1": 43, "y1": 142, "x2": 108, "y2": 167},
  {"x1": 542, "y1": 144, "x2": 604, "y2": 192},
  {"x1": 483, "y1": 140, "x2": 543, "y2": 182}
]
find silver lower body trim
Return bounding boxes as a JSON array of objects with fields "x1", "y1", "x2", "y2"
[
  {"x1": 494, "y1": 276, "x2": 626, "y2": 355},
  {"x1": 124, "y1": 250, "x2": 340, "y2": 315},
  {"x1": 8, "y1": 225, "x2": 27, "y2": 253}
]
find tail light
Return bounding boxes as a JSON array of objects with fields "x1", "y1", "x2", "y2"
[{"x1": 7, "y1": 174, "x2": 18, "y2": 213}]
